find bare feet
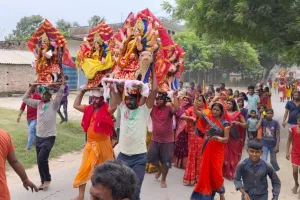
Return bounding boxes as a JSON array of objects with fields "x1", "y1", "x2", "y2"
[
  {"x1": 42, "y1": 181, "x2": 51, "y2": 190},
  {"x1": 38, "y1": 184, "x2": 44, "y2": 190},
  {"x1": 72, "y1": 196, "x2": 84, "y2": 200},
  {"x1": 161, "y1": 181, "x2": 167, "y2": 188},
  {"x1": 155, "y1": 172, "x2": 161, "y2": 180},
  {"x1": 292, "y1": 184, "x2": 299, "y2": 194},
  {"x1": 220, "y1": 194, "x2": 225, "y2": 200}
]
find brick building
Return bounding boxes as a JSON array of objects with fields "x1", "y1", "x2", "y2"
[{"x1": 0, "y1": 49, "x2": 35, "y2": 96}]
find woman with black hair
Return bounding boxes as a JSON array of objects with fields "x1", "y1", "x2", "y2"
[
  {"x1": 223, "y1": 99, "x2": 247, "y2": 180},
  {"x1": 182, "y1": 95, "x2": 207, "y2": 186},
  {"x1": 239, "y1": 92, "x2": 249, "y2": 109},
  {"x1": 191, "y1": 102, "x2": 230, "y2": 200}
]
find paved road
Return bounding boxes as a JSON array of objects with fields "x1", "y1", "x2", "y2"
[{"x1": 2, "y1": 93, "x2": 299, "y2": 200}]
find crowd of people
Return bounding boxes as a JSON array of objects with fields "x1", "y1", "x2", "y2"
[{"x1": 2, "y1": 72, "x2": 300, "y2": 200}]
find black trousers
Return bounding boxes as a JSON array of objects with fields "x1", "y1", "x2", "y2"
[
  {"x1": 36, "y1": 136, "x2": 56, "y2": 183},
  {"x1": 57, "y1": 101, "x2": 68, "y2": 122}
]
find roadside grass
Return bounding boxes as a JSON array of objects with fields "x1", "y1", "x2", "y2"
[{"x1": 0, "y1": 108, "x2": 84, "y2": 169}]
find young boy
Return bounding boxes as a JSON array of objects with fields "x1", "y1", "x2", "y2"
[
  {"x1": 247, "y1": 110, "x2": 258, "y2": 139},
  {"x1": 258, "y1": 108, "x2": 280, "y2": 171},
  {"x1": 234, "y1": 139, "x2": 281, "y2": 200}
]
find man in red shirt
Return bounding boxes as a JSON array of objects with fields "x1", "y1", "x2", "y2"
[
  {"x1": 148, "y1": 91, "x2": 180, "y2": 188},
  {"x1": 17, "y1": 84, "x2": 41, "y2": 151},
  {"x1": 0, "y1": 129, "x2": 38, "y2": 200}
]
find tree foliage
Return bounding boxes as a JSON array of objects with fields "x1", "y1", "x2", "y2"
[
  {"x1": 56, "y1": 19, "x2": 72, "y2": 37},
  {"x1": 5, "y1": 15, "x2": 44, "y2": 41},
  {"x1": 88, "y1": 15, "x2": 106, "y2": 27},
  {"x1": 174, "y1": 31, "x2": 213, "y2": 72},
  {"x1": 162, "y1": 0, "x2": 300, "y2": 64},
  {"x1": 174, "y1": 31, "x2": 260, "y2": 75}
]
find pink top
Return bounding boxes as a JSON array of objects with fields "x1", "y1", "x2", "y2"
[{"x1": 151, "y1": 105, "x2": 174, "y2": 143}]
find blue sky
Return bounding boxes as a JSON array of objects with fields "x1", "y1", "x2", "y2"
[{"x1": 0, "y1": 0, "x2": 174, "y2": 40}]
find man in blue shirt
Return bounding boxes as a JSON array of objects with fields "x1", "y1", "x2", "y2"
[
  {"x1": 282, "y1": 91, "x2": 300, "y2": 128},
  {"x1": 234, "y1": 139, "x2": 281, "y2": 200},
  {"x1": 247, "y1": 85, "x2": 260, "y2": 114}
]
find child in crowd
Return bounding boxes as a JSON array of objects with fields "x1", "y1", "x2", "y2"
[
  {"x1": 234, "y1": 139, "x2": 281, "y2": 200},
  {"x1": 237, "y1": 98, "x2": 248, "y2": 121},
  {"x1": 247, "y1": 110, "x2": 258, "y2": 139},
  {"x1": 273, "y1": 80, "x2": 278, "y2": 94},
  {"x1": 227, "y1": 88, "x2": 234, "y2": 99},
  {"x1": 257, "y1": 105, "x2": 266, "y2": 120},
  {"x1": 258, "y1": 109, "x2": 280, "y2": 171},
  {"x1": 234, "y1": 90, "x2": 240, "y2": 101},
  {"x1": 286, "y1": 114, "x2": 300, "y2": 195},
  {"x1": 286, "y1": 84, "x2": 293, "y2": 101}
]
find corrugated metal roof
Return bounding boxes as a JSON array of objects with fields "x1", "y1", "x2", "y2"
[{"x1": 0, "y1": 49, "x2": 34, "y2": 65}]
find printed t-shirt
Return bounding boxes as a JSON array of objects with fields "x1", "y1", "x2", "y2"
[
  {"x1": 118, "y1": 102, "x2": 151, "y2": 155},
  {"x1": 261, "y1": 119, "x2": 280, "y2": 147}
]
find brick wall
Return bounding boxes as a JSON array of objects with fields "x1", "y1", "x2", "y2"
[{"x1": 0, "y1": 64, "x2": 35, "y2": 96}]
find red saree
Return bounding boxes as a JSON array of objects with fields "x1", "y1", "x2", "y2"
[
  {"x1": 223, "y1": 111, "x2": 245, "y2": 180},
  {"x1": 192, "y1": 110, "x2": 229, "y2": 198},
  {"x1": 183, "y1": 106, "x2": 205, "y2": 185},
  {"x1": 173, "y1": 101, "x2": 192, "y2": 169}
]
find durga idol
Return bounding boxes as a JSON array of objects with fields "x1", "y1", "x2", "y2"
[{"x1": 34, "y1": 33, "x2": 61, "y2": 83}]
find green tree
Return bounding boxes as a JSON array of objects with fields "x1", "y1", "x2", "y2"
[
  {"x1": 174, "y1": 31, "x2": 213, "y2": 72},
  {"x1": 56, "y1": 19, "x2": 72, "y2": 37},
  {"x1": 162, "y1": 0, "x2": 300, "y2": 64},
  {"x1": 5, "y1": 15, "x2": 44, "y2": 41},
  {"x1": 88, "y1": 15, "x2": 106, "y2": 27},
  {"x1": 174, "y1": 31, "x2": 260, "y2": 83}
]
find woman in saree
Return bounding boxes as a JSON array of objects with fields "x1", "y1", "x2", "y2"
[
  {"x1": 191, "y1": 103, "x2": 230, "y2": 200},
  {"x1": 173, "y1": 96, "x2": 193, "y2": 168},
  {"x1": 183, "y1": 95, "x2": 207, "y2": 185},
  {"x1": 209, "y1": 91, "x2": 228, "y2": 108},
  {"x1": 223, "y1": 99, "x2": 247, "y2": 180},
  {"x1": 260, "y1": 87, "x2": 272, "y2": 109},
  {"x1": 237, "y1": 98, "x2": 248, "y2": 121}
]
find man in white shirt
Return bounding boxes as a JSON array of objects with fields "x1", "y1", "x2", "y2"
[{"x1": 112, "y1": 66, "x2": 158, "y2": 200}]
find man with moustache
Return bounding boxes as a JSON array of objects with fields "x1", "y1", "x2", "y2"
[
  {"x1": 72, "y1": 87, "x2": 118, "y2": 200},
  {"x1": 22, "y1": 79, "x2": 65, "y2": 190},
  {"x1": 112, "y1": 65, "x2": 158, "y2": 200}
]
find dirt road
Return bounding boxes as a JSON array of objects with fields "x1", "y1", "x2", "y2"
[{"x1": 2, "y1": 92, "x2": 298, "y2": 200}]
